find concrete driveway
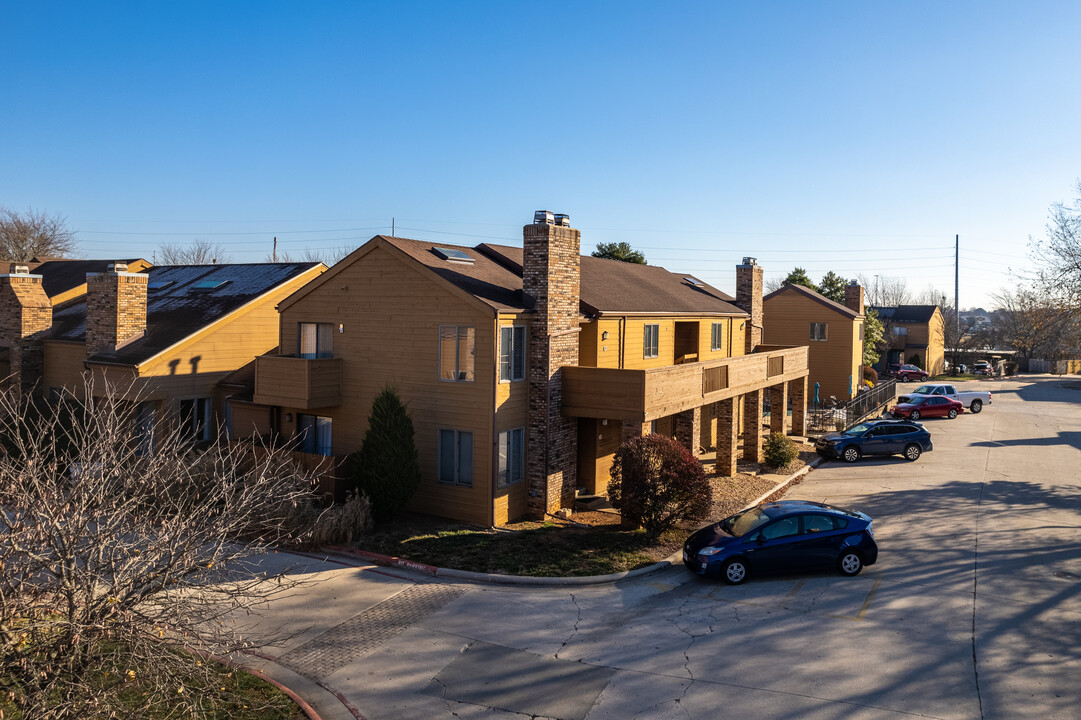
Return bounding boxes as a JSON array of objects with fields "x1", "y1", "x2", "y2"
[{"x1": 248, "y1": 375, "x2": 1081, "y2": 720}]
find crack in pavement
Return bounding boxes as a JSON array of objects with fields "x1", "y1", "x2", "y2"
[
  {"x1": 554, "y1": 593, "x2": 583, "y2": 660},
  {"x1": 970, "y1": 480, "x2": 986, "y2": 720}
]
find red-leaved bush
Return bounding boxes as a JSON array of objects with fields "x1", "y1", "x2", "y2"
[{"x1": 609, "y1": 433, "x2": 713, "y2": 541}]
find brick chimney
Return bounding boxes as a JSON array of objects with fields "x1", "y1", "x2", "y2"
[
  {"x1": 85, "y1": 262, "x2": 148, "y2": 357},
  {"x1": 0, "y1": 264, "x2": 52, "y2": 397},
  {"x1": 735, "y1": 257, "x2": 763, "y2": 354},
  {"x1": 524, "y1": 211, "x2": 580, "y2": 519},
  {"x1": 844, "y1": 280, "x2": 864, "y2": 315}
]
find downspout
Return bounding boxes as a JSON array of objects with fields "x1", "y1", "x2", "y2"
[
  {"x1": 490, "y1": 315, "x2": 498, "y2": 528},
  {"x1": 619, "y1": 316, "x2": 626, "y2": 369}
]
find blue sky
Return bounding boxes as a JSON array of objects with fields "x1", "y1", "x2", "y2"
[{"x1": 3, "y1": 2, "x2": 1080, "y2": 310}]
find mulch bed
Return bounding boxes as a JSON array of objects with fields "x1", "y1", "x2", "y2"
[{"x1": 355, "y1": 442, "x2": 815, "y2": 575}]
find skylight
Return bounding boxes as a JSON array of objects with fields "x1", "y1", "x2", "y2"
[
  {"x1": 433, "y1": 247, "x2": 475, "y2": 264},
  {"x1": 147, "y1": 280, "x2": 173, "y2": 292},
  {"x1": 192, "y1": 280, "x2": 230, "y2": 293},
  {"x1": 684, "y1": 276, "x2": 705, "y2": 286}
]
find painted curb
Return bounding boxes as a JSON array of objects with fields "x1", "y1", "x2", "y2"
[{"x1": 321, "y1": 457, "x2": 824, "y2": 587}]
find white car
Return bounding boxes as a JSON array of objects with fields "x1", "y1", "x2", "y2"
[{"x1": 897, "y1": 383, "x2": 992, "y2": 414}]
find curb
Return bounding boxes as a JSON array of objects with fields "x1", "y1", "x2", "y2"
[{"x1": 321, "y1": 457, "x2": 825, "y2": 588}]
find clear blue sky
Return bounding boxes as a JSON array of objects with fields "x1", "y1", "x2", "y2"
[{"x1": 4, "y1": 1, "x2": 1080, "y2": 310}]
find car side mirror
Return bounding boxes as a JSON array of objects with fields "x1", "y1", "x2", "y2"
[{"x1": 756, "y1": 534, "x2": 766, "y2": 546}]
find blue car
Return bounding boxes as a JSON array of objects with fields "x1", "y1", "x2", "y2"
[
  {"x1": 815, "y1": 418, "x2": 932, "y2": 463},
  {"x1": 683, "y1": 501, "x2": 878, "y2": 584}
]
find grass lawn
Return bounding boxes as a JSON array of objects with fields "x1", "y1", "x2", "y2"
[
  {"x1": 0, "y1": 655, "x2": 306, "y2": 720},
  {"x1": 356, "y1": 444, "x2": 813, "y2": 577}
]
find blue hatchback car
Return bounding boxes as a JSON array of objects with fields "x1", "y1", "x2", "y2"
[
  {"x1": 815, "y1": 418, "x2": 932, "y2": 463},
  {"x1": 683, "y1": 501, "x2": 878, "y2": 584}
]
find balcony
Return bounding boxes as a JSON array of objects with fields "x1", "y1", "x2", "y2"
[
  {"x1": 561, "y1": 345, "x2": 808, "y2": 422},
  {"x1": 252, "y1": 354, "x2": 343, "y2": 409}
]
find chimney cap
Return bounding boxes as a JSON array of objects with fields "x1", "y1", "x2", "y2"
[
  {"x1": 847, "y1": 279, "x2": 860, "y2": 287},
  {"x1": 739, "y1": 257, "x2": 758, "y2": 267},
  {"x1": 533, "y1": 210, "x2": 571, "y2": 226},
  {"x1": 10, "y1": 264, "x2": 29, "y2": 274},
  {"x1": 109, "y1": 261, "x2": 128, "y2": 273}
]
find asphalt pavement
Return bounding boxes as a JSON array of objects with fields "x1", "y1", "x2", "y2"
[{"x1": 239, "y1": 374, "x2": 1081, "y2": 720}]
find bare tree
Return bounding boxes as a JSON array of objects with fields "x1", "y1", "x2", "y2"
[
  {"x1": 856, "y1": 274, "x2": 911, "y2": 308},
  {"x1": 264, "y1": 245, "x2": 352, "y2": 266},
  {"x1": 0, "y1": 379, "x2": 327, "y2": 718},
  {"x1": 157, "y1": 238, "x2": 232, "y2": 265},
  {"x1": 1030, "y1": 180, "x2": 1081, "y2": 308},
  {"x1": 990, "y1": 287, "x2": 1081, "y2": 362},
  {"x1": 0, "y1": 206, "x2": 77, "y2": 262}
]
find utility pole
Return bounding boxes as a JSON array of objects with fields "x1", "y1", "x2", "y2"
[
  {"x1": 392, "y1": 217, "x2": 395, "y2": 236},
  {"x1": 954, "y1": 234, "x2": 959, "y2": 337},
  {"x1": 273, "y1": 236, "x2": 277, "y2": 262}
]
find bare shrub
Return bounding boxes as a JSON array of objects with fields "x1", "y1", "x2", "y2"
[
  {"x1": 307, "y1": 490, "x2": 373, "y2": 546},
  {"x1": 0, "y1": 378, "x2": 321, "y2": 719}
]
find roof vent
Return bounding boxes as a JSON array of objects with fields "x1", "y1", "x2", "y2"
[{"x1": 433, "y1": 247, "x2": 475, "y2": 264}]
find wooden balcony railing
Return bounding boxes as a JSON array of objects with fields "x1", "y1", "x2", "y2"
[
  {"x1": 561, "y1": 345, "x2": 809, "y2": 422},
  {"x1": 252, "y1": 354, "x2": 343, "y2": 409}
]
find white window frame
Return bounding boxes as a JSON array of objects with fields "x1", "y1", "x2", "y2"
[
  {"x1": 438, "y1": 429, "x2": 474, "y2": 486},
  {"x1": 439, "y1": 325, "x2": 476, "y2": 382},
  {"x1": 711, "y1": 322, "x2": 724, "y2": 352},
  {"x1": 499, "y1": 325, "x2": 527, "y2": 382},
  {"x1": 810, "y1": 322, "x2": 828, "y2": 342},
  {"x1": 497, "y1": 427, "x2": 525, "y2": 487},
  {"x1": 643, "y1": 324, "x2": 659, "y2": 359}
]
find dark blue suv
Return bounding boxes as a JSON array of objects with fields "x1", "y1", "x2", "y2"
[{"x1": 815, "y1": 418, "x2": 932, "y2": 463}]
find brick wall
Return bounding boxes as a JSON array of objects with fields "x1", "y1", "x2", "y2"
[
  {"x1": 524, "y1": 219, "x2": 581, "y2": 518},
  {"x1": 85, "y1": 268, "x2": 148, "y2": 357},
  {"x1": 845, "y1": 283, "x2": 865, "y2": 315}
]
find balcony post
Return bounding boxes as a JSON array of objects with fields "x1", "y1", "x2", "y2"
[
  {"x1": 789, "y1": 376, "x2": 807, "y2": 436},
  {"x1": 769, "y1": 382, "x2": 788, "y2": 436},
  {"x1": 621, "y1": 420, "x2": 649, "y2": 442},
  {"x1": 742, "y1": 389, "x2": 763, "y2": 463},
  {"x1": 716, "y1": 398, "x2": 738, "y2": 476}
]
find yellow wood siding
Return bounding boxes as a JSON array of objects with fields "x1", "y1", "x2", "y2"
[
  {"x1": 494, "y1": 313, "x2": 529, "y2": 525},
  {"x1": 43, "y1": 340, "x2": 88, "y2": 391},
  {"x1": 762, "y1": 292, "x2": 861, "y2": 401},
  {"x1": 276, "y1": 245, "x2": 496, "y2": 527},
  {"x1": 587, "y1": 315, "x2": 742, "y2": 370}
]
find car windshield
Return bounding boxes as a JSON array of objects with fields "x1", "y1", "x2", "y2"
[
  {"x1": 719, "y1": 507, "x2": 773, "y2": 537},
  {"x1": 846, "y1": 422, "x2": 875, "y2": 435},
  {"x1": 912, "y1": 385, "x2": 935, "y2": 395}
]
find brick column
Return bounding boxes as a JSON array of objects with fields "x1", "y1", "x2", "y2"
[
  {"x1": 621, "y1": 420, "x2": 649, "y2": 442},
  {"x1": 769, "y1": 383, "x2": 788, "y2": 436},
  {"x1": 742, "y1": 389, "x2": 763, "y2": 463},
  {"x1": 790, "y1": 376, "x2": 807, "y2": 436},
  {"x1": 716, "y1": 398, "x2": 738, "y2": 476},
  {"x1": 524, "y1": 216, "x2": 581, "y2": 518},
  {"x1": 85, "y1": 263, "x2": 148, "y2": 357},
  {"x1": 0, "y1": 269, "x2": 52, "y2": 398},
  {"x1": 673, "y1": 407, "x2": 702, "y2": 456},
  {"x1": 700, "y1": 402, "x2": 715, "y2": 451}
]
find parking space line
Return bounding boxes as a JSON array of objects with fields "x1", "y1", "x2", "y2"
[{"x1": 823, "y1": 577, "x2": 882, "y2": 621}]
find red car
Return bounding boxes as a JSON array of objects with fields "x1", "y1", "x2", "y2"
[
  {"x1": 890, "y1": 396, "x2": 964, "y2": 420},
  {"x1": 889, "y1": 363, "x2": 930, "y2": 382}
]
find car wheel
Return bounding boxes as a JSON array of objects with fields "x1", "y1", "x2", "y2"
[
  {"x1": 902, "y1": 375, "x2": 911, "y2": 382},
  {"x1": 722, "y1": 558, "x2": 748, "y2": 585},
  {"x1": 910, "y1": 410, "x2": 921, "y2": 420},
  {"x1": 838, "y1": 551, "x2": 863, "y2": 576},
  {"x1": 970, "y1": 399, "x2": 983, "y2": 414},
  {"x1": 947, "y1": 408, "x2": 958, "y2": 419},
  {"x1": 842, "y1": 446, "x2": 861, "y2": 463},
  {"x1": 904, "y1": 443, "x2": 922, "y2": 461}
]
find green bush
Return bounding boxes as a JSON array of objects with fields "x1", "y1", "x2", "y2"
[
  {"x1": 344, "y1": 386, "x2": 421, "y2": 521},
  {"x1": 763, "y1": 432, "x2": 799, "y2": 469},
  {"x1": 907, "y1": 352, "x2": 923, "y2": 368},
  {"x1": 608, "y1": 434, "x2": 712, "y2": 541}
]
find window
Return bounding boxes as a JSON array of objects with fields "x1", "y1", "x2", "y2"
[
  {"x1": 499, "y1": 326, "x2": 527, "y2": 382},
  {"x1": 711, "y1": 322, "x2": 724, "y2": 352},
  {"x1": 438, "y1": 429, "x2": 473, "y2": 486},
  {"x1": 136, "y1": 401, "x2": 155, "y2": 456},
  {"x1": 858, "y1": 324, "x2": 864, "y2": 341},
  {"x1": 894, "y1": 326, "x2": 908, "y2": 336},
  {"x1": 439, "y1": 325, "x2": 475, "y2": 381},
  {"x1": 760, "y1": 516, "x2": 799, "y2": 540},
  {"x1": 297, "y1": 414, "x2": 332, "y2": 456},
  {"x1": 643, "y1": 324, "x2": 659, "y2": 358},
  {"x1": 802, "y1": 515, "x2": 836, "y2": 534},
  {"x1": 179, "y1": 398, "x2": 210, "y2": 442},
  {"x1": 497, "y1": 428, "x2": 524, "y2": 487},
  {"x1": 809, "y1": 322, "x2": 828, "y2": 341},
  {"x1": 299, "y1": 322, "x2": 334, "y2": 358}
]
